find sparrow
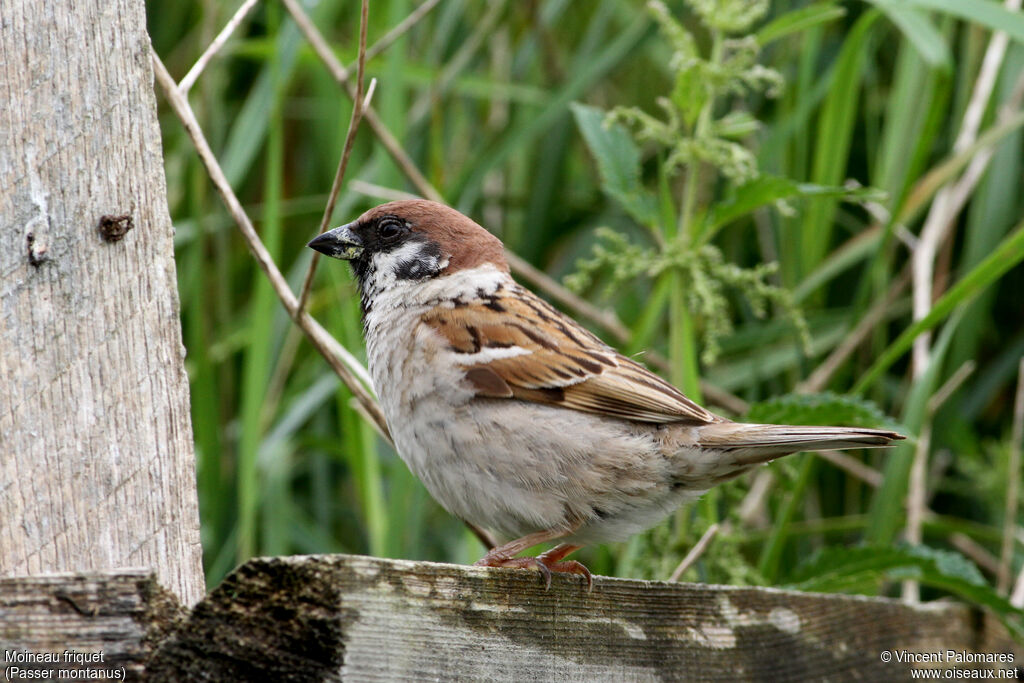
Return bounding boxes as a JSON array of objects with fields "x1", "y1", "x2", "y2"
[{"x1": 308, "y1": 199, "x2": 903, "y2": 589}]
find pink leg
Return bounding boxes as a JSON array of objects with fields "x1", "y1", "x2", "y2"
[{"x1": 474, "y1": 532, "x2": 593, "y2": 591}]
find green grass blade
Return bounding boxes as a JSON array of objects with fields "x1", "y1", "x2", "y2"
[
  {"x1": 455, "y1": 7, "x2": 650, "y2": 208},
  {"x1": 867, "y1": 0, "x2": 951, "y2": 68},
  {"x1": 903, "y1": 0, "x2": 1024, "y2": 44},
  {"x1": 798, "y1": 10, "x2": 881, "y2": 283},
  {"x1": 756, "y1": 2, "x2": 846, "y2": 46}
]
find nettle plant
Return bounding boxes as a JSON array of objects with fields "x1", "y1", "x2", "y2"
[
  {"x1": 566, "y1": 2, "x2": 1024, "y2": 638},
  {"x1": 568, "y1": 0, "x2": 874, "y2": 396}
]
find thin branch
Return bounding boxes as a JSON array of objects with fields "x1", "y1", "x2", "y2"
[
  {"x1": 350, "y1": 180, "x2": 420, "y2": 203},
  {"x1": 738, "y1": 470, "x2": 775, "y2": 528},
  {"x1": 363, "y1": 0, "x2": 441, "y2": 63},
  {"x1": 815, "y1": 450, "x2": 882, "y2": 488},
  {"x1": 799, "y1": 267, "x2": 911, "y2": 394},
  {"x1": 178, "y1": 0, "x2": 261, "y2": 95},
  {"x1": 998, "y1": 358, "x2": 1024, "y2": 593},
  {"x1": 926, "y1": 361, "x2": 976, "y2": 415},
  {"x1": 668, "y1": 524, "x2": 720, "y2": 582},
  {"x1": 406, "y1": 0, "x2": 508, "y2": 123},
  {"x1": 902, "y1": 419, "x2": 931, "y2": 603},
  {"x1": 151, "y1": 49, "x2": 390, "y2": 441},
  {"x1": 950, "y1": 533, "x2": 1002, "y2": 576},
  {"x1": 297, "y1": 0, "x2": 371, "y2": 315},
  {"x1": 280, "y1": 0, "x2": 443, "y2": 202}
]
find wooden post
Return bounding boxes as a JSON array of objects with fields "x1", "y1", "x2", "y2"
[{"x1": 0, "y1": 0, "x2": 204, "y2": 604}]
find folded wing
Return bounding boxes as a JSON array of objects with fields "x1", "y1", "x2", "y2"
[{"x1": 421, "y1": 287, "x2": 716, "y2": 425}]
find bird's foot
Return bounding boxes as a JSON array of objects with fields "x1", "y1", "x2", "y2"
[{"x1": 475, "y1": 549, "x2": 593, "y2": 592}]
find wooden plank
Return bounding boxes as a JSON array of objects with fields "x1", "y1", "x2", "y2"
[
  {"x1": 0, "y1": 0, "x2": 203, "y2": 604},
  {"x1": 0, "y1": 571, "x2": 183, "y2": 682},
  {"x1": 148, "y1": 554, "x2": 1024, "y2": 681}
]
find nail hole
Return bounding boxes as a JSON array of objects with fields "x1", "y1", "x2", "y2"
[{"x1": 98, "y1": 214, "x2": 134, "y2": 243}]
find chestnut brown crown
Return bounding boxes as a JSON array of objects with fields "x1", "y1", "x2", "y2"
[{"x1": 356, "y1": 200, "x2": 508, "y2": 274}]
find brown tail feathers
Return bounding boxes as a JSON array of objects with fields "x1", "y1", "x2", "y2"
[{"x1": 698, "y1": 422, "x2": 905, "y2": 465}]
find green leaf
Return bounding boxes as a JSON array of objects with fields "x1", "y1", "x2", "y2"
[
  {"x1": 706, "y1": 175, "x2": 885, "y2": 234},
  {"x1": 746, "y1": 392, "x2": 899, "y2": 430},
  {"x1": 713, "y1": 111, "x2": 761, "y2": 139},
  {"x1": 756, "y1": 2, "x2": 846, "y2": 46},
  {"x1": 868, "y1": 0, "x2": 952, "y2": 68},
  {"x1": 786, "y1": 545, "x2": 1024, "y2": 639},
  {"x1": 571, "y1": 102, "x2": 659, "y2": 226},
  {"x1": 902, "y1": 0, "x2": 1024, "y2": 45},
  {"x1": 787, "y1": 544, "x2": 979, "y2": 588}
]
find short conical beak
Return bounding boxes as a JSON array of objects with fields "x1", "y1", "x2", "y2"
[{"x1": 307, "y1": 223, "x2": 364, "y2": 260}]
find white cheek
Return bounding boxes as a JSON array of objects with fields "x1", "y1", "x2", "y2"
[
  {"x1": 373, "y1": 240, "x2": 431, "y2": 271},
  {"x1": 361, "y1": 241, "x2": 448, "y2": 301},
  {"x1": 366, "y1": 263, "x2": 508, "y2": 315}
]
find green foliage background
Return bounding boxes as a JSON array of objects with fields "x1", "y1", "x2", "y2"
[{"x1": 150, "y1": 0, "x2": 1024, "y2": 628}]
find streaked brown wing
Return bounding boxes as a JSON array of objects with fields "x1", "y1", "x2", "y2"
[{"x1": 420, "y1": 287, "x2": 715, "y2": 424}]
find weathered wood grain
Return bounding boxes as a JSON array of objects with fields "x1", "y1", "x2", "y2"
[
  {"x1": 0, "y1": 0, "x2": 203, "y2": 604},
  {"x1": 148, "y1": 554, "x2": 1024, "y2": 682},
  {"x1": 0, "y1": 571, "x2": 184, "y2": 682}
]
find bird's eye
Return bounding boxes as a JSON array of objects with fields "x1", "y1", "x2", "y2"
[{"x1": 378, "y1": 218, "x2": 405, "y2": 242}]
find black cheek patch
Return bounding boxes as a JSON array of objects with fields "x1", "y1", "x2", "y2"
[
  {"x1": 394, "y1": 258, "x2": 428, "y2": 280},
  {"x1": 393, "y1": 239, "x2": 443, "y2": 281}
]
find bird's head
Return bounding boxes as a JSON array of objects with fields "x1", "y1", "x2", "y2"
[{"x1": 308, "y1": 200, "x2": 508, "y2": 309}]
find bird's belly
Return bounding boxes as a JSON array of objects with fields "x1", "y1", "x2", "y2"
[{"x1": 386, "y1": 397, "x2": 708, "y2": 543}]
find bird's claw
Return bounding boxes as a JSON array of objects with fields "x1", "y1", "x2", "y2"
[{"x1": 475, "y1": 554, "x2": 592, "y2": 592}]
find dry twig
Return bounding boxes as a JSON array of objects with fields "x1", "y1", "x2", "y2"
[
  {"x1": 816, "y1": 450, "x2": 883, "y2": 488},
  {"x1": 669, "y1": 524, "x2": 720, "y2": 582},
  {"x1": 364, "y1": 0, "x2": 441, "y2": 64},
  {"x1": 950, "y1": 533, "x2": 1002, "y2": 576},
  {"x1": 151, "y1": 50, "x2": 390, "y2": 441},
  {"x1": 178, "y1": 0, "x2": 261, "y2": 95},
  {"x1": 799, "y1": 267, "x2": 911, "y2": 394},
  {"x1": 297, "y1": 0, "x2": 372, "y2": 314}
]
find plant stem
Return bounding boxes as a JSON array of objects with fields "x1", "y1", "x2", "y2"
[
  {"x1": 670, "y1": 280, "x2": 702, "y2": 400},
  {"x1": 677, "y1": 30, "x2": 722, "y2": 241},
  {"x1": 668, "y1": 29, "x2": 722, "y2": 400}
]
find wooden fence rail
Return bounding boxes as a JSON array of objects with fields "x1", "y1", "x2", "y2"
[{"x1": 2, "y1": 554, "x2": 1021, "y2": 681}]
